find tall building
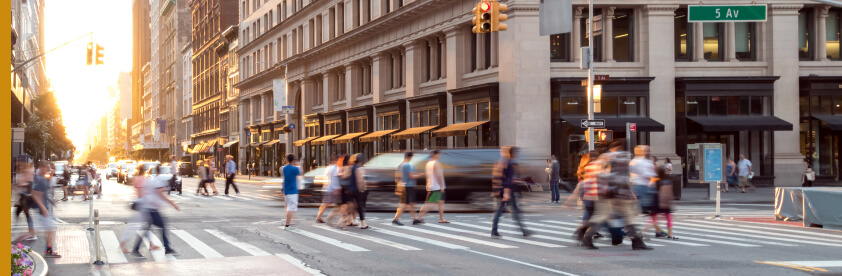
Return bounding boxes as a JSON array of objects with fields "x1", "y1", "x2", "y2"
[
  {"x1": 131, "y1": 0, "x2": 152, "y2": 156},
  {"x1": 222, "y1": 26, "x2": 242, "y2": 172},
  {"x1": 181, "y1": 43, "x2": 193, "y2": 159},
  {"x1": 189, "y1": 0, "x2": 239, "y2": 167},
  {"x1": 159, "y1": 0, "x2": 192, "y2": 158}
]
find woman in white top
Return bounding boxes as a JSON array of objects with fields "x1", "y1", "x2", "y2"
[{"x1": 316, "y1": 156, "x2": 341, "y2": 223}]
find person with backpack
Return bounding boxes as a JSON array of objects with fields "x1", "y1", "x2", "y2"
[
  {"x1": 393, "y1": 152, "x2": 423, "y2": 226},
  {"x1": 582, "y1": 139, "x2": 653, "y2": 250}
]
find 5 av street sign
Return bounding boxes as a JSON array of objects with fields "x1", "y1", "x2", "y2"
[
  {"x1": 688, "y1": 5, "x2": 767, "y2": 22},
  {"x1": 581, "y1": 119, "x2": 605, "y2": 128}
]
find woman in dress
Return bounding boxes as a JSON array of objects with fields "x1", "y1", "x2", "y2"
[{"x1": 725, "y1": 158, "x2": 738, "y2": 192}]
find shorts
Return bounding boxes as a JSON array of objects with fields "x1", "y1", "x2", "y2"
[
  {"x1": 401, "y1": 188, "x2": 417, "y2": 205},
  {"x1": 322, "y1": 190, "x2": 339, "y2": 204},
  {"x1": 285, "y1": 194, "x2": 299, "y2": 212},
  {"x1": 426, "y1": 191, "x2": 445, "y2": 203},
  {"x1": 738, "y1": 176, "x2": 750, "y2": 188},
  {"x1": 37, "y1": 213, "x2": 56, "y2": 231}
]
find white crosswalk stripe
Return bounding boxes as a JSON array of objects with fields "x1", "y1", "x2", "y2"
[
  {"x1": 667, "y1": 225, "x2": 797, "y2": 247},
  {"x1": 450, "y1": 221, "x2": 571, "y2": 244},
  {"x1": 100, "y1": 230, "x2": 128, "y2": 264},
  {"x1": 286, "y1": 228, "x2": 370, "y2": 252},
  {"x1": 205, "y1": 229, "x2": 271, "y2": 256},
  {"x1": 422, "y1": 223, "x2": 564, "y2": 248},
  {"x1": 169, "y1": 194, "x2": 191, "y2": 201},
  {"x1": 315, "y1": 225, "x2": 421, "y2": 251},
  {"x1": 136, "y1": 231, "x2": 177, "y2": 261},
  {"x1": 170, "y1": 230, "x2": 224, "y2": 259},
  {"x1": 228, "y1": 195, "x2": 253, "y2": 200},
  {"x1": 685, "y1": 219, "x2": 842, "y2": 239},
  {"x1": 674, "y1": 222, "x2": 842, "y2": 247},
  {"x1": 384, "y1": 223, "x2": 518, "y2": 249},
  {"x1": 370, "y1": 228, "x2": 470, "y2": 250},
  {"x1": 275, "y1": 254, "x2": 327, "y2": 276},
  {"x1": 485, "y1": 220, "x2": 669, "y2": 247}
]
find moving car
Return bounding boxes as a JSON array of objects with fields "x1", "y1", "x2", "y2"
[
  {"x1": 104, "y1": 163, "x2": 119, "y2": 179},
  {"x1": 178, "y1": 162, "x2": 196, "y2": 177},
  {"x1": 125, "y1": 166, "x2": 138, "y2": 184},
  {"x1": 297, "y1": 167, "x2": 327, "y2": 203},
  {"x1": 119, "y1": 163, "x2": 137, "y2": 184},
  {"x1": 54, "y1": 161, "x2": 69, "y2": 185},
  {"x1": 154, "y1": 166, "x2": 182, "y2": 195}
]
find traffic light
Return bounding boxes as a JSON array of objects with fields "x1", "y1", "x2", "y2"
[
  {"x1": 472, "y1": 1, "x2": 492, "y2": 34},
  {"x1": 95, "y1": 44, "x2": 105, "y2": 65},
  {"x1": 491, "y1": 1, "x2": 508, "y2": 31},
  {"x1": 596, "y1": 129, "x2": 613, "y2": 143},
  {"x1": 86, "y1": 42, "x2": 93, "y2": 65}
]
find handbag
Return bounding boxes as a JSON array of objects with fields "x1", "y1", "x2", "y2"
[
  {"x1": 806, "y1": 171, "x2": 816, "y2": 181},
  {"x1": 129, "y1": 199, "x2": 141, "y2": 211}
]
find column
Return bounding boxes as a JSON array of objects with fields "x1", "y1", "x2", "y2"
[
  {"x1": 693, "y1": 22, "x2": 705, "y2": 61},
  {"x1": 726, "y1": 22, "x2": 738, "y2": 61},
  {"x1": 404, "y1": 41, "x2": 423, "y2": 97},
  {"x1": 573, "y1": 7, "x2": 583, "y2": 63},
  {"x1": 323, "y1": 74, "x2": 332, "y2": 112},
  {"x1": 819, "y1": 6, "x2": 831, "y2": 61},
  {"x1": 439, "y1": 33, "x2": 447, "y2": 79},
  {"x1": 475, "y1": 32, "x2": 485, "y2": 71},
  {"x1": 428, "y1": 37, "x2": 439, "y2": 81},
  {"x1": 769, "y1": 4, "x2": 806, "y2": 186},
  {"x1": 255, "y1": 95, "x2": 263, "y2": 124},
  {"x1": 392, "y1": 51, "x2": 400, "y2": 89},
  {"x1": 301, "y1": 79, "x2": 315, "y2": 116},
  {"x1": 345, "y1": 65, "x2": 357, "y2": 108},
  {"x1": 490, "y1": 31, "x2": 499, "y2": 67},
  {"x1": 371, "y1": 54, "x2": 385, "y2": 102},
  {"x1": 362, "y1": 60, "x2": 371, "y2": 95},
  {"x1": 604, "y1": 7, "x2": 616, "y2": 62}
]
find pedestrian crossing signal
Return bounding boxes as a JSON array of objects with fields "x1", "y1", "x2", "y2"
[
  {"x1": 472, "y1": 1, "x2": 492, "y2": 34},
  {"x1": 586, "y1": 129, "x2": 613, "y2": 143},
  {"x1": 86, "y1": 42, "x2": 94, "y2": 65}
]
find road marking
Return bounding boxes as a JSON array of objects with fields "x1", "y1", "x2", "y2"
[
  {"x1": 187, "y1": 194, "x2": 209, "y2": 200},
  {"x1": 99, "y1": 230, "x2": 128, "y2": 264},
  {"x1": 243, "y1": 193, "x2": 276, "y2": 200},
  {"x1": 674, "y1": 222, "x2": 842, "y2": 246},
  {"x1": 465, "y1": 250, "x2": 579, "y2": 276},
  {"x1": 137, "y1": 231, "x2": 177, "y2": 261},
  {"x1": 205, "y1": 229, "x2": 271, "y2": 256},
  {"x1": 687, "y1": 219, "x2": 842, "y2": 239},
  {"x1": 275, "y1": 254, "x2": 326, "y2": 276},
  {"x1": 262, "y1": 185, "x2": 284, "y2": 188},
  {"x1": 201, "y1": 220, "x2": 231, "y2": 223},
  {"x1": 668, "y1": 226, "x2": 796, "y2": 247},
  {"x1": 285, "y1": 228, "x2": 369, "y2": 252},
  {"x1": 483, "y1": 221, "x2": 581, "y2": 244},
  {"x1": 755, "y1": 261, "x2": 828, "y2": 272},
  {"x1": 315, "y1": 225, "x2": 421, "y2": 251},
  {"x1": 169, "y1": 195, "x2": 191, "y2": 200},
  {"x1": 519, "y1": 221, "x2": 707, "y2": 247},
  {"x1": 384, "y1": 223, "x2": 517, "y2": 249},
  {"x1": 450, "y1": 221, "x2": 571, "y2": 244},
  {"x1": 370, "y1": 228, "x2": 469, "y2": 250},
  {"x1": 764, "y1": 261, "x2": 842, "y2": 268},
  {"x1": 211, "y1": 195, "x2": 233, "y2": 201},
  {"x1": 661, "y1": 232, "x2": 760, "y2": 247},
  {"x1": 490, "y1": 221, "x2": 669, "y2": 247},
  {"x1": 423, "y1": 223, "x2": 564, "y2": 248},
  {"x1": 229, "y1": 195, "x2": 253, "y2": 201},
  {"x1": 170, "y1": 230, "x2": 224, "y2": 259}
]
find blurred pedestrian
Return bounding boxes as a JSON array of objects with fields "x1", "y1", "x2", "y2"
[
  {"x1": 802, "y1": 158, "x2": 814, "y2": 187},
  {"x1": 583, "y1": 139, "x2": 653, "y2": 250},
  {"x1": 647, "y1": 167, "x2": 677, "y2": 240},
  {"x1": 630, "y1": 145, "x2": 656, "y2": 214},
  {"x1": 725, "y1": 158, "x2": 737, "y2": 192},
  {"x1": 196, "y1": 160, "x2": 210, "y2": 196},
  {"x1": 206, "y1": 157, "x2": 219, "y2": 195},
  {"x1": 737, "y1": 154, "x2": 754, "y2": 193},
  {"x1": 224, "y1": 155, "x2": 240, "y2": 195},
  {"x1": 169, "y1": 155, "x2": 179, "y2": 194},
  {"x1": 491, "y1": 146, "x2": 531, "y2": 238},
  {"x1": 283, "y1": 154, "x2": 301, "y2": 230},
  {"x1": 337, "y1": 154, "x2": 370, "y2": 230},
  {"x1": 76, "y1": 162, "x2": 92, "y2": 201},
  {"x1": 568, "y1": 151, "x2": 603, "y2": 242},
  {"x1": 393, "y1": 152, "x2": 422, "y2": 226},
  {"x1": 547, "y1": 155, "x2": 562, "y2": 203},
  {"x1": 664, "y1": 158, "x2": 673, "y2": 175},
  {"x1": 13, "y1": 162, "x2": 36, "y2": 243},
  {"x1": 30, "y1": 162, "x2": 61, "y2": 258},
  {"x1": 131, "y1": 165, "x2": 181, "y2": 258},
  {"x1": 417, "y1": 150, "x2": 449, "y2": 224},
  {"x1": 316, "y1": 156, "x2": 341, "y2": 224},
  {"x1": 120, "y1": 165, "x2": 158, "y2": 253}
]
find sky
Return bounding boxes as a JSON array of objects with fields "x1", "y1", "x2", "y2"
[{"x1": 44, "y1": 0, "x2": 132, "y2": 149}]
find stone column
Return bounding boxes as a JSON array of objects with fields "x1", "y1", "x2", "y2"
[
  {"x1": 439, "y1": 33, "x2": 447, "y2": 79},
  {"x1": 363, "y1": 60, "x2": 371, "y2": 95},
  {"x1": 769, "y1": 4, "x2": 806, "y2": 186},
  {"x1": 428, "y1": 37, "x2": 439, "y2": 81},
  {"x1": 345, "y1": 65, "x2": 356, "y2": 108},
  {"x1": 391, "y1": 51, "x2": 399, "y2": 89},
  {"x1": 644, "y1": 4, "x2": 681, "y2": 163},
  {"x1": 726, "y1": 22, "x2": 738, "y2": 61},
  {"x1": 818, "y1": 6, "x2": 831, "y2": 61},
  {"x1": 323, "y1": 74, "x2": 332, "y2": 112},
  {"x1": 404, "y1": 41, "x2": 424, "y2": 97},
  {"x1": 301, "y1": 78, "x2": 314, "y2": 117},
  {"x1": 573, "y1": 7, "x2": 583, "y2": 63},
  {"x1": 444, "y1": 26, "x2": 464, "y2": 90},
  {"x1": 604, "y1": 7, "x2": 616, "y2": 62},
  {"x1": 371, "y1": 54, "x2": 386, "y2": 102},
  {"x1": 694, "y1": 22, "x2": 705, "y2": 62}
]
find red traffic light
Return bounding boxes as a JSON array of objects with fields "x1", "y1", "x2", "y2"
[{"x1": 480, "y1": 2, "x2": 491, "y2": 12}]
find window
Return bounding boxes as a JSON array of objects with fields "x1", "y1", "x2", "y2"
[
  {"x1": 550, "y1": 33, "x2": 570, "y2": 62},
  {"x1": 828, "y1": 9, "x2": 841, "y2": 60},
  {"x1": 688, "y1": 96, "x2": 770, "y2": 117},
  {"x1": 612, "y1": 9, "x2": 634, "y2": 62},
  {"x1": 453, "y1": 102, "x2": 490, "y2": 123},
  {"x1": 703, "y1": 23, "x2": 724, "y2": 61},
  {"x1": 675, "y1": 8, "x2": 693, "y2": 61},
  {"x1": 580, "y1": 9, "x2": 603, "y2": 62},
  {"x1": 377, "y1": 113, "x2": 400, "y2": 130},
  {"x1": 735, "y1": 22, "x2": 756, "y2": 61},
  {"x1": 561, "y1": 97, "x2": 587, "y2": 115}
]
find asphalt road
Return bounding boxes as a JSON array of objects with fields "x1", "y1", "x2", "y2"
[{"x1": 15, "y1": 177, "x2": 842, "y2": 276}]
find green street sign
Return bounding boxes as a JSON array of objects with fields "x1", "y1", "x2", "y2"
[{"x1": 688, "y1": 5, "x2": 767, "y2": 22}]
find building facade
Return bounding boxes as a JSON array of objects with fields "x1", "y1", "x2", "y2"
[
  {"x1": 131, "y1": 0, "x2": 152, "y2": 157},
  {"x1": 160, "y1": 0, "x2": 191, "y2": 158},
  {"x1": 181, "y1": 43, "x2": 194, "y2": 161},
  {"x1": 221, "y1": 26, "x2": 242, "y2": 172}
]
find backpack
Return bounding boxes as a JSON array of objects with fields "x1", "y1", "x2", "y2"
[{"x1": 598, "y1": 151, "x2": 633, "y2": 199}]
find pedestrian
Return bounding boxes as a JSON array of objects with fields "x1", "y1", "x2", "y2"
[
  {"x1": 725, "y1": 158, "x2": 738, "y2": 192},
  {"x1": 417, "y1": 150, "x2": 450, "y2": 224},
  {"x1": 76, "y1": 162, "x2": 92, "y2": 201},
  {"x1": 338, "y1": 154, "x2": 371, "y2": 230},
  {"x1": 207, "y1": 157, "x2": 219, "y2": 195},
  {"x1": 582, "y1": 139, "x2": 653, "y2": 250},
  {"x1": 630, "y1": 145, "x2": 656, "y2": 214},
  {"x1": 283, "y1": 154, "x2": 301, "y2": 230},
  {"x1": 737, "y1": 154, "x2": 755, "y2": 193},
  {"x1": 28, "y1": 162, "x2": 61, "y2": 258},
  {"x1": 196, "y1": 160, "x2": 210, "y2": 196},
  {"x1": 393, "y1": 152, "x2": 423, "y2": 226},
  {"x1": 60, "y1": 165, "x2": 71, "y2": 201},
  {"x1": 131, "y1": 165, "x2": 181, "y2": 258},
  {"x1": 13, "y1": 162, "x2": 36, "y2": 243},
  {"x1": 316, "y1": 156, "x2": 341, "y2": 223},
  {"x1": 491, "y1": 146, "x2": 531, "y2": 238},
  {"x1": 664, "y1": 158, "x2": 673, "y2": 175},
  {"x1": 547, "y1": 155, "x2": 562, "y2": 203},
  {"x1": 224, "y1": 155, "x2": 240, "y2": 195},
  {"x1": 120, "y1": 165, "x2": 159, "y2": 253},
  {"x1": 648, "y1": 167, "x2": 677, "y2": 240},
  {"x1": 802, "y1": 158, "x2": 815, "y2": 187},
  {"x1": 169, "y1": 155, "x2": 179, "y2": 194},
  {"x1": 567, "y1": 151, "x2": 603, "y2": 243}
]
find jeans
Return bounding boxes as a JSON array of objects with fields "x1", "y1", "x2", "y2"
[
  {"x1": 133, "y1": 209, "x2": 170, "y2": 252},
  {"x1": 225, "y1": 174, "x2": 239, "y2": 194},
  {"x1": 632, "y1": 185, "x2": 652, "y2": 211},
  {"x1": 491, "y1": 194, "x2": 527, "y2": 235},
  {"x1": 550, "y1": 181, "x2": 560, "y2": 202}
]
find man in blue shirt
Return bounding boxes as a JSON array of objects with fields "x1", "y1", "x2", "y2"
[
  {"x1": 224, "y1": 155, "x2": 239, "y2": 196},
  {"x1": 282, "y1": 154, "x2": 301, "y2": 230},
  {"x1": 392, "y1": 152, "x2": 423, "y2": 226}
]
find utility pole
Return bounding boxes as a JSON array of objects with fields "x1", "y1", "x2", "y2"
[{"x1": 587, "y1": 0, "x2": 595, "y2": 151}]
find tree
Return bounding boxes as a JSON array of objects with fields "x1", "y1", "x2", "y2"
[
  {"x1": 87, "y1": 145, "x2": 109, "y2": 165},
  {"x1": 23, "y1": 91, "x2": 75, "y2": 161}
]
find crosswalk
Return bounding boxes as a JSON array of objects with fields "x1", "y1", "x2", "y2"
[{"x1": 92, "y1": 217, "x2": 842, "y2": 268}]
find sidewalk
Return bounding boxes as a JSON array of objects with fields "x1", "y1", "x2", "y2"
[
  {"x1": 211, "y1": 174, "x2": 283, "y2": 185},
  {"x1": 105, "y1": 255, "x2": 321, "y2": 276},
  {"x1": 519, "y1": 186, "x2": 776, "y2": 206}
]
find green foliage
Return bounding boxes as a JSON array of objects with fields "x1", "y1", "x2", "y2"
[
  {"x1": 11, "y1": 243, "x2": 34, "y2": 276},
  {"x1": 88, "y1": 145, "x2": 109, "y2": 164},
  {"x1": 23, "y1": 92, "x2": 75, "y2": 160}
]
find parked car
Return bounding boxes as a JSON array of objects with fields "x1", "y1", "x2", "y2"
[
  {"x1": 118, "y1": 163, "x2": 137, "y2": 184},
  {"x1": 104, "y1": 162, "x2": 119, "y2": 179},
  {"x1": 178, "y1": 162, "x2": 196, "y2": 177},
  {"x1": 153, "y1": 165, "x2": 182, "y2": 195},
  {"x1": 125, "y1": 166, "x2": 138, "y2": 184},
  {"x1": 53, "y1": 161, "x2": 69, "y2": 185}
]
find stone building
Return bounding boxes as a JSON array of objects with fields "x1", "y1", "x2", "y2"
[{"x1": 234, "y1": 0, "x2": 842, "y2": 186}]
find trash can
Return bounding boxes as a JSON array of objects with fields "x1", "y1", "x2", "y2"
[{"x1": 670, "y1": 174, "x2": 682, "y2": 200}]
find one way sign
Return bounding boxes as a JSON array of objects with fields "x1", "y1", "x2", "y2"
[{"x1": 581, "y1": 119, "x2": 606, "y2": 128}]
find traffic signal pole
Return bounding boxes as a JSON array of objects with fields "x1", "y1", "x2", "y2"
[
  {"x1": 587, "y1": 0, "x2": 595, "y2": 151},
  {"x1": 11, "y1": 32, "x2": 93, "y2": 73}
]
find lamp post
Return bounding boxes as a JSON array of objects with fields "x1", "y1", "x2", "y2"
[{"x1": 587, "y1": 0, "x2": 595, "y2": 151}]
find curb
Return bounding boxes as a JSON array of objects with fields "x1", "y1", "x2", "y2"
[
  {"x1": 30, "y1": 250, "x2": 49, "y2": 276},
  {"x1": 674, "y1": 200, "x2": 774, "y2": 205}
]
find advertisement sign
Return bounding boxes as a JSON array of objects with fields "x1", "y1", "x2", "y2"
[
  {"x1": 273, "y1": 78, "x2": 294, "y2": 114},
  {"x1": 704, "y1": 146, "x2": 723, "y2": 182}
]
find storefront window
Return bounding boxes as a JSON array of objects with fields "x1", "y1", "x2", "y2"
[
  {"x1": 478, "y1": 102, "x2": 490, "y2": 121},
  {"x1": 600, "y1": 96, "x2": 618, "y2": 115},
  {"x1": 378, "y1": 113, "x2": 400, "y2": 130},
  {"x1": 430, "y1": 109, "x2": 439, "y2": 126},
  {"x1": 454, "y1": 106, "x2": 465, "y2": 124},
  {"x1": 799, "y1": 8, "x2": 815, "y2": 60},
  {"x1": 735, "y1": 22, "x2": 756, "y2": 61},
  {"x1": 619, "y1": 96, "x2": 647, "y2": 117},
  {"x1": 581, "y1": 9, "x2": 603, "y2": 62},
  {"x1": 613, "y1": 9, "x2": 634, "y2": 62},
  {"x1": 561, "y1": 97, "x2": 586, "y2": 115},
  {"x1": 703, "y1": 23, "x2": 724, "y2": 61},
  {"x1": 828, "y1": 9, "x2": 841, "y2": 60},
  {"x1": 466, "y1": 104, "x2": 477, "y2": 122},
  {"x1": 550, "y1": 33, "x2": 570, "y2": 62},
  {"x1": 675, "y1": 9, "x2": 693, "y2": 61}
]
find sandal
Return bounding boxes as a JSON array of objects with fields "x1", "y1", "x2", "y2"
[
  {"x1": 668, "y1": 236, "x2": 679, "y2": 240},
  {"x1": 315, "y1": 219, "x2": 326, "y2": 223},
  {"x1": 360, "y1": 226, "x2": 371, "y2": 230},
  {"x1": 438, "y1": 220, "x2": 451, "y2": 224},
  {"x1": 347, "y1": 223, "x2": 359, "y2": 227}
]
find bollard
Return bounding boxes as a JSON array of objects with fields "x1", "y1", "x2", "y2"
[
  {"x1": 93, "y1": 209, "x2": 104, "y2": 265},
  {"x1": 87, "y1": 185, "x2": 94, "y2": 231},
  {"x1": 712, "y1": 181, "x2": 722, "y2": 219}
]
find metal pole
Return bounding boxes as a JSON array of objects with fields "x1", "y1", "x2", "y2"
[
  {"x1": 587, "y1": 0, "x2": 595, "y2": 151},
  {"x1": 714, "y1": 181, "x2": 722, "y2": 219},
  {"x1": 87, "y1": 183, "x2": 94, "y2": 231},
  {"x1": 93, "y1": 209, "x2": 104, "y2": 265}
]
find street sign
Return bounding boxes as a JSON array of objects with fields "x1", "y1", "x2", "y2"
[
  {"x1": 688, "y1": 5, "x2": 767, "y2": 22},
  {"x1": 580, "y1": 119, "x2": 605, "y2": 128},
  {"x1": 594, "y1": 75, "x2": 609, "y2": 81},
  {"x1": 629, "y1": 123, "x2": 637, "y2": 132},
  {"x1": 288, "y1": 123, "x2": 296, "y2": 130}
]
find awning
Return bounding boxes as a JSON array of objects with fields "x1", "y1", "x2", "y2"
[
  {"x1": 312, "y1": 134, "x2": 342, "y2": 145},
  {"x1": 333, "y1": 132, "x2": 368, "y2": 144},
  {"x1": 223, "y1": 140, "x2": 239, "y2": 148},
  {"x1": 193, "y1": 143, "x2": 206, "y2": 153},
  {"x1": 205, "y1": 140, "x2": 218, "y2": 152},
  {"x1": 392, "y1": 126, "x2": 439, "y2": 140},
  {"x1": 561, "y1": 116, "x2": 666, "y2": 132},
  {"x1": 359, "y1": 129, "x2": 400, "y2": 142},
  {"x1": 293, "y1": 137, "x2": 319, "y2": 146},
  {"x1": 183, "y1": 145, "x2": 192, "y2": 153},
  {"x1": 262, "y1": 140, "x2": 280, "y2": 147},
  {"x1": 687, "y1": 116, "x2": 793, "y2": 132},
  {"x1": 432, "y1": 121, "x2": 489, "y2": 137},
  {"x1": 812, "y1": 115, "x2": 842, "y2": 131}
]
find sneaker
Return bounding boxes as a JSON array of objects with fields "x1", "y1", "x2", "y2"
[
  {"x1": 315, "y1": 219, "x2": 326, "y2": 224},
  {"x1": 522, "y1": 230, "x2": 533, "y2": 238},
  {"x1": 655, "y1": 231, "x2": 668, "y2": 238},
  {"x1": 490, "y1": 234, "x2": 502, "y2": 239},
  {"x1": 284, "y1": 225, "x2": 295, "y2": 231},
  {"x1": 668, "y1": 236, "x2": 679, "y2": 240},
  {"x1": 130, "y1": 252, "x2": 144, "y2": 259},
  {"x1": 42, "y1": 251, "x2": 61, "y2": 258},
  {"x1": 164, "y1": 249, "x2": 178, "y2": 256},
  {"x1": 392, "y1": 220, "x2": 404, "y2": 226},
  {"x1": 24, "y1": 236, "x2": 37, "y2": 241},
  {"x1": 412, "y1": 219, "x2": 423, "y2": 225}
]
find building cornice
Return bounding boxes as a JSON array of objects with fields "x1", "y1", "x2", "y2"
[
  {"x1": 233, "y1": 64, "x2": 284, "y2": 89},
  {"x1": 192, "y1": 94, "x2": 221, "y2": 109},
  {"x1": 238, "y1": 0, "x2": 329, "y2": 54}
]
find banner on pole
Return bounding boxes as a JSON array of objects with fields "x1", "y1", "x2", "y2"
[{"x1": 273, "y1": 78, "x2": 294, "y2": 114}]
